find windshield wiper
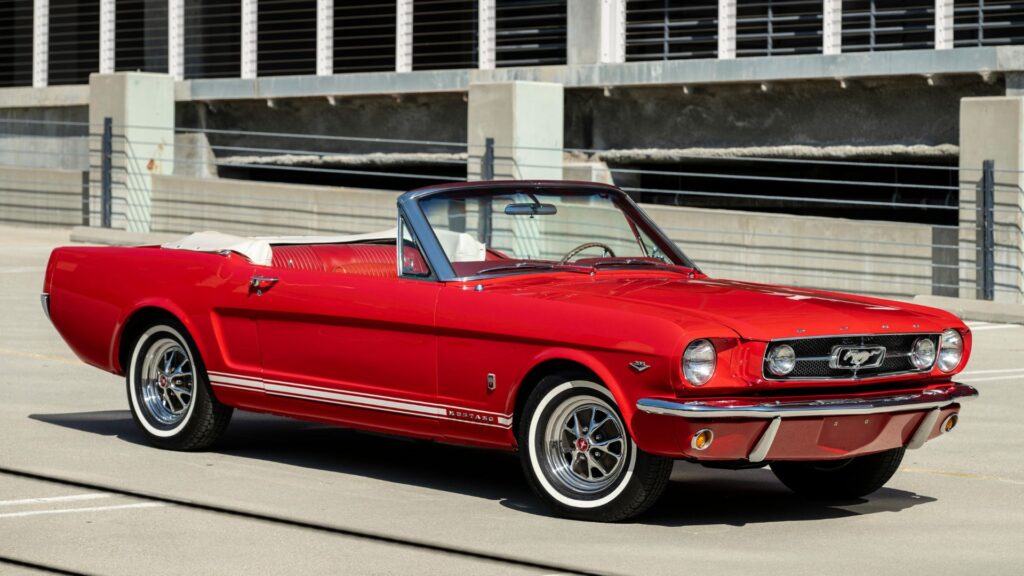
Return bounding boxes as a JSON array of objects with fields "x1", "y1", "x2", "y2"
[
  {"x1": 476, "y1": 262, "x2": 591, "y2": 275},
  {"x1": 591, "y1": 259, "x2": 694, "y2": 275}
]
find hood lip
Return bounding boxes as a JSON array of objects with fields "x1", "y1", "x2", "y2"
[{"x1": 763, "y1": 330, "x2": 944, "y2": 343}]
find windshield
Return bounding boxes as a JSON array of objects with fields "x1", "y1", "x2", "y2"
[{"x1": 417, "y1": 187, "x2": 691, "y2": 277}]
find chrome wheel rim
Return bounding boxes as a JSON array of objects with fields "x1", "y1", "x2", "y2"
[
  {"x1": 543, "y1": 396, "x2": 628, "y2": 494},
  {"x1": 139, "y1": 338, "x2": 194, "y2": 426}
]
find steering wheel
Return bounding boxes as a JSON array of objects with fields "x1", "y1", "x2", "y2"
[{"x1": 559, "y1": 242, "x2": 616, "y2": 265}]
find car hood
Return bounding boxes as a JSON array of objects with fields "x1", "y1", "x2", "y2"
[{"x1": 492, "y1": 274, "x2": 958, "y2": 341}]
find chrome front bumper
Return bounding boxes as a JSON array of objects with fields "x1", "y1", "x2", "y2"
[{"x1": 636, "y1": 383, "x2": 978, "y2": 463}]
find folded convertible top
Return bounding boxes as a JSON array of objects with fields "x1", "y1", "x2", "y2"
[{"x1": 160, "y1": 228, "x2": 485, "y2": 266}]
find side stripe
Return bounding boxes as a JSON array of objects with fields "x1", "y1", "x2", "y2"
[{"x1": 208, "y1": 371, "x2": 513, "y2": 429}]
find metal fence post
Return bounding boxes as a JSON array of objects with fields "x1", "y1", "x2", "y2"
[
  {"x1": 980, "y1": 159, "x2": 996, "y2": 301},
  {"x1": 101, "y1": 117, "x2": 113, "y2": 228},
  {"x1": 80, "y1": 171, "x2": 89, "y2": 226},
  {"x1": 482, "y1": 137, "x2": 495, "y2": 180}
]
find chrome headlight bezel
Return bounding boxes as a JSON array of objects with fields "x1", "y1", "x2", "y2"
[
  {"x1": 938, "y1": 328, "x2": 964, "y2": 373},
  {"x1": 766, "y1": 344, "x2": 796, "y2": 376},
  {"x1": 909, "y1": 336, "x2": 937, "y2": 370},
  {"x1": 683, "y1": 339, "x2": 716, "y2": 386}
]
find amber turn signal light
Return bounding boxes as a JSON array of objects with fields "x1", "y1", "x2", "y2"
[
  {"x1": 942, "y1": 413, "x2": 959, "y2": 434},
  {"x1": 691, "y1": 429, "x2": 714, "y2": 451}
]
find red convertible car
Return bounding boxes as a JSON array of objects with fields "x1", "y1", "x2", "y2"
[{"x1": 44, "y1": 181, "x2": 977, "y2": 521}]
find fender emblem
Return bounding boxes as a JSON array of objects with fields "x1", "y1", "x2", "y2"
[{"x1": 629, "y1": 361, "x2": 651, "y2": 373}]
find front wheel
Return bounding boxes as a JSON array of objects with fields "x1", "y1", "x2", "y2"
[
  {"x1": 126, "y1": 322, "x2": 232, "y2": 450},
  {"x1": 770, "y1": 447, "x2": 905, "y2": 500},
  {"x1": 518, "y1": 374, "x2": 672, "y2": 522}
]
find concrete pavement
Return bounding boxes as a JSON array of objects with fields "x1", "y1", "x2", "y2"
[{"x1": 1, "y1": 224, "x2": 1022, "y2": 575}]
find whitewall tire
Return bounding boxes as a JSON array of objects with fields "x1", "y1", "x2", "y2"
[
  {"x1": 126, "y1": 321, "x2": 232, "y2": 450},
  {"x1": 518, "y1": 372, "x2": 672, "y2": 522}
]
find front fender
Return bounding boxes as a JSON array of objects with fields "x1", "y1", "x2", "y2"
[{"x1": 511, "y1": 347, "x2": 677, "y2": 451}]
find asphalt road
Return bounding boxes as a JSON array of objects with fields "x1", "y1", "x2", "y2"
[{"x1": 1, "y1": 224, "x2": 1022, "y2": 576}]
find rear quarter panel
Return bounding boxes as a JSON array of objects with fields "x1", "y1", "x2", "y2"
[{"x1": 46, "y1": 245, "x2": 255, "y2": 375}]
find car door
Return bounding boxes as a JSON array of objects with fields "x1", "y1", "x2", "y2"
[{"x1": 253, "y1": 259, "x2": 443, "y2": 437}]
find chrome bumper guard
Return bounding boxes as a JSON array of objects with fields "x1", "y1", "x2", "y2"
[{"x1": 636, "y1": 384, "x2": 978, "y2": 463}]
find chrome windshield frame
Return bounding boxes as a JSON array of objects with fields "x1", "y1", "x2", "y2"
[{"x1": 396, "y1": 180, "x2": 698, "y2": 283}]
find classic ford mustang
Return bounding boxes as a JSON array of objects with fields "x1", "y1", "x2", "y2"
[{"x1": 44, "y1": 181, "x2": 977, "y2": 521}]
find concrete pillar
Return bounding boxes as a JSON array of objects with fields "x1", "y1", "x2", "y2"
[
  {"x1": 169, "y1": 0, "x2": 184, "y2": 80},
  {"x1": 718, "y1": 0, "x2": 736, "y2": 59},
  {"x1": 316, "y1": 0, "x2": 333, "y2": 76},
  {"x1": 100, "y1": 0, "x2": 115, "y2": 73},
  {"x1": 241, "y1": 0, "x2": 257, "y2": 79},
  {"x1": 935, "y1": 0, "x2": 954, "y2": 50},
  {"x1": 33, "y1": 0, "x2": 48, "y2": 88},
  {"x1": 396, "y1": 0, "x2": 412, "y2": 73},
  {"x1": 567, "y1": 0, "x2": 625, "y2": 66},
  {"x1": 478, "y1": 0, "x2": 496, "y2": 70},
  {"x1": 823, "y1": 0, "x2": 842, "y2": 55},
  {"x1": 958, "y1": 97, "x2": 1024, "y2": 303},
  {"x1": 467, "y1": 82, "x2": 563, "y2": 181},
  {"x1": 89, "y1": 73, "x2": 175, "y2": 232}
]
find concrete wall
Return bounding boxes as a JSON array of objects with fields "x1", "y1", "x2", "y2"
[
  {"x1": 648, "y1": 204, "x2": 936, "y2": 298},
  {"x1": 0, "y1": 166, "x2": 86, "y2": 227},
  {"x1": 175, "y1": 93, "x2": 469, "y2": 156},
  {"x1": 0, "y1": 107, "x2": 90, "y2": 171},
  {"x1": 150, "y1": 174, "x2": 400, "y2": 236},
  {"x1": 565, "y1": 77, "x2": 1002, "y2": 150}
]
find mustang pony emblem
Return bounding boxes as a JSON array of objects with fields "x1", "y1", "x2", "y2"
[{"x1": 829, "y1": 345, "x2": 886, "y2": 370}]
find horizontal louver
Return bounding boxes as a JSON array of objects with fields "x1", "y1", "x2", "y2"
[
  {"x1": 626, "y1": 0, "x2": 718, "y2": 61},
  {"x1": 496, "y1": 0, "x2": 567, "y2": 67},
  {"x1": 843, "y1": 0, "x2": 935, "y2": 52}
]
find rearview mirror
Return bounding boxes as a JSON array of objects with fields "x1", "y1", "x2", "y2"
[{"x1": 504, "y1": 203, "x2": 558, "y2": 216}]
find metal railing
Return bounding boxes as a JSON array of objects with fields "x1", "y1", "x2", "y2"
[{"x1": 1, "y1": 118, "x2": 1021, "y2": 303}]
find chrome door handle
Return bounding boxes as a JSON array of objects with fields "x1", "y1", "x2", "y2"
[{"x1": 250, "y1": 276, "x2": 279, "y2": 295}]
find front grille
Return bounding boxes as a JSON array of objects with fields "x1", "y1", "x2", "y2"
[{"x1": 763, "y1": 333, "x2": 940, "y2": 381}]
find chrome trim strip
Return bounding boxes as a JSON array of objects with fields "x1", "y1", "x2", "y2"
[
  {"x1": 40, "y1": 293, "x2": 50, "y2": 322},
  {"x1": 635, "y1": 384, "x2": 977, "y2": 420},
  {"x1": 761, "y1": 368, "x2": 932, "y2": 382},
  {"x1": 906, "y1": 408, "x2": 941, "y2": 450},
  {"x1": 207, "y1": 370, "x2": 514, "y2": 428},
  {"x1": 748, "y1": 417, "x2": 781, "y2": 463},
  {"x1": 794, "y1": 353, "x2": 912, "y2": 362},
  {"x1": 767, "y1": 332, "x2": 942, "y2": 342},
  {"x1": 397, "y1": 198, "x2": 456, "y2": 281}
]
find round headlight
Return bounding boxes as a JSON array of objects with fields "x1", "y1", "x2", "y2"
[
  {"x1": 938, "y1": 329, "x2": 963, "y2": 372},
  {"x1": 909, "y1": 337, "x2": 937, "y2": 370},
  {"x1": 767, "y1": 344, "x2": 796, "y2": 376},
  {"x1": 683, "y1": 339, "x2": 716, "y2": 386}
]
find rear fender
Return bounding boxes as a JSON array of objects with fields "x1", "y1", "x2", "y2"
[{"x1": 112, "y1": 298, "x2": 204, "y2": 375}]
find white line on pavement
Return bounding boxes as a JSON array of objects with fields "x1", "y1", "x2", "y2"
[
  {"x1": 960, "y1": 368, "x2": 1024, "y2": 376},
  {"x1": 958, "y1": 374, "x2": 1024, "y2": 383},
  {"x1": 0, "y1": 502, "x2": 164, "y2": 519},
  {"x1": 969, "y1": 324, "x2": 1021, "y2": 331},
  {"x1": 0, "y1": 493, "x2": 110, "y2": 507}
]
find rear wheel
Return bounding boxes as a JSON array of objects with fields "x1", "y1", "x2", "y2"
[
  {"x1": 770, "y1": 447, "x2": 905, "y2": 499},
  {"x1": 518, "y1": 373, "x2": 672, "y2": 522},
  {"x1": 126, "y1": 322, "x2": 232, "y2": 450}
]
